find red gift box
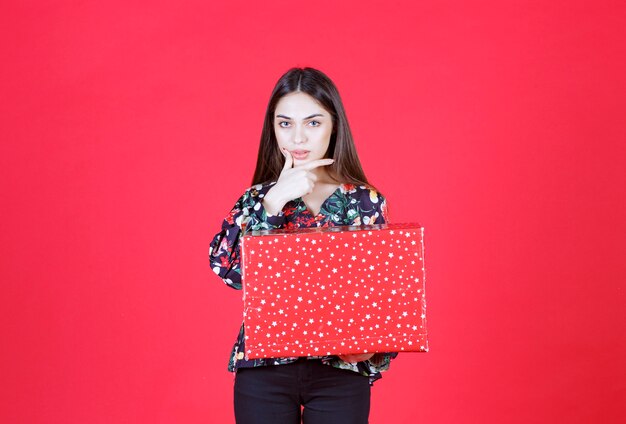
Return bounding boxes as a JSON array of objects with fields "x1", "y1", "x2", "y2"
[{"x1": 241, "y1": 223, "x2": 427, "y2": 359}]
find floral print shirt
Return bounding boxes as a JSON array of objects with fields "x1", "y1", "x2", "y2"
[{"x1": 209, "y1": 181, "x2": 398, "y2": 385}]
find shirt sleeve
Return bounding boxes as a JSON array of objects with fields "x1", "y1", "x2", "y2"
[
  {"x1": 358, "y1": 188, "x2": 389, "y2": 225},
  {"x1": 209, "y1": 186, "x2": 286, "y2": 290}
]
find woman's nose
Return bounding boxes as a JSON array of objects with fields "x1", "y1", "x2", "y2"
[{"x1": 293, "y1": 125, "x2": 306, "y2": 144}]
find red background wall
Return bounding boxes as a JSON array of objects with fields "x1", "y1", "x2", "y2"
[{"x1": 2, "y1": 1, "x2": 625, "y2": 423}]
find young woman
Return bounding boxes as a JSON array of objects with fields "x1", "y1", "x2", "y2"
[{"x1": 209, "y1": 67, "x2": 397, "y2": 424}]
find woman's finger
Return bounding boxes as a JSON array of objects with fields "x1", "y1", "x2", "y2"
[
  {"x1": 339, "y1": 353, "x2": 375, "y2": 363},
  {"x1": 281, "y1": 147, "x2": 293, "y2": 171},
  {"x1": 299, "y1": 158, "x2": 334, "y2": 171}
]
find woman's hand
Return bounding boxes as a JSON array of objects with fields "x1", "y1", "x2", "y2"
[
  {"x1": 338, "y1": 353, "x2": 375, "y2": 363},
  {"x1": 262, "y1": 148, "x2": 334, "y2": 215}
]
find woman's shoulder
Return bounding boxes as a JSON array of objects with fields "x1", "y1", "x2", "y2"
[
  {"x1": 341, "y1": 183, "x2": 385, "y2": 200},
  {"x1": 339, "y1": 183, "x2": 388, "y2": 223},
  {"x1": 233, "y1": 182, "x2": 277, "y2": 204}
]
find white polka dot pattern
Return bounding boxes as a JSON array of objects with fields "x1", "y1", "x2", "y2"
[{"x1": 241, "y1": 223, "x2": 428, "y2": 359}]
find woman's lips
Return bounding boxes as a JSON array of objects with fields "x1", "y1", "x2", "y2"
[{"x1": 291, "y1": 150, "x2": 310, "y2": 159}]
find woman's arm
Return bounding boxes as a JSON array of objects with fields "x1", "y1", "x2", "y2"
[
  {"x1": 209, "y1": 186, "x2": 286, "y2": 290},
  {"x1": 209, "y1": 194, "x2": 247, "y2": 290}
]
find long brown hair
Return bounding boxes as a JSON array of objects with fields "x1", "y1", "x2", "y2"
[{"x1": 251, "y1": 67, "x2": 376, "y2": 191}]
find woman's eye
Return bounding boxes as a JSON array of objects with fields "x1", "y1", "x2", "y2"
[
  {"x1": 278, "y1": 121, "x2": 290, "y2": 128},
  {"x1": 309, "y1": 120, "x2": 321, "y2": 127}
]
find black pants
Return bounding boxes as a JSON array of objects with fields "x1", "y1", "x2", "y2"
[{"x1": 234, "y1": 358, "x2": 371, "y2": 424}]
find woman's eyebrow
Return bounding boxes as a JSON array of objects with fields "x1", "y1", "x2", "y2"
[{"x1": 275, "y1": 113, "x2": 325, "y2": 120}]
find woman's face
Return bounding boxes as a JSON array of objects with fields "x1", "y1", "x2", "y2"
[{"x1": 274, "y1": 92, "x2": 333, "y2": 165}]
